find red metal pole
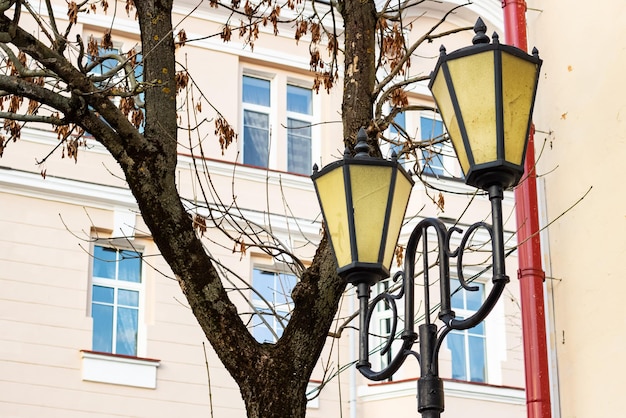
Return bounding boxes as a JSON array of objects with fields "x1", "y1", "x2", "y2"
[{"x1": 501, "y1": 1, "x2": 552, "y2": 418}]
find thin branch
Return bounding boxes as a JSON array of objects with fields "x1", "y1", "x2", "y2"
[{"x1": 0, "y1": 110, "x2": 64, "y2": 124}]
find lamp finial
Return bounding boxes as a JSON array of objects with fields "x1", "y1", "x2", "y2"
[
  {"x1": 472, "y1": 17, "x2": 490, "y2": 45},
  {"x1": 354, "y1": 127, "x2": 370, "y2": 158}
]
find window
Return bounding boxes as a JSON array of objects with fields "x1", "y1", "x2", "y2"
[
  {"x1": 447, "y1": 279, "x2": 487, "y2": 382},
  {"x1": 420, "y1": 116, "x2": 445, "y2": 177},
  {"x1": 88, "y1": 46, "x2": 141, "y2": 95},
  {"x1": 87, "y1": 45, "x2": 145, "y2": 132},
  {"x1": 242, "y1": 75, "x2": 271, "y2": 168},
  {"x1": 250, "y1": 268, "x2": 297, "y2": 343},
  {"x1": 88, "y1": 46, "x2": 122, "y2": 89},
  {"x1": 241, "y1": 72, "x2": 317, "y2": 174},
  {"x1": 287, "y1": 84, "x2": 313, "y2": 175},
  {"x1": 91, "y1": 245, "x2": 143, "y2": 356}
]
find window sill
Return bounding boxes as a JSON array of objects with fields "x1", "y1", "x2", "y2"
[
  {"x1": 358, "y1": 377, "x2": 524, "y2": 405},
  {"x1": 80, "y1": 350, "x2": 160, "y2": 389},
  {"x1": 307, "y1": 381, "x2": 321, "y2": 409}
]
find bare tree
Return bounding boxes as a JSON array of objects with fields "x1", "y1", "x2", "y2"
[{"x1": 0, "y1": 0, "x2": 472, "y2": 417}]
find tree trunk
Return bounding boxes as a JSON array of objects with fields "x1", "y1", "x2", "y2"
[
  {"x1": 116, "y1": 2, "x2": 349, "y2": 418},
  {"x1": 341, "y1": 0, "x2": 378, "y2": 148}
]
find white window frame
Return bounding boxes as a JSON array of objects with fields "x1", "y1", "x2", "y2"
[{"x1": 89, "y1": 243, "x2": 146, "y2": 358}]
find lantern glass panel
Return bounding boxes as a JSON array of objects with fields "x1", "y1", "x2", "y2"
[
  {"x1": 313, "y1": 165, "x2": 352, "y2": 269},
  {"x1": 349, "y1": 164, "x2": 393, "y2": 265},
  {"x1": 430, "y1": 71, "x2": 469, "y2": 174},
  {"x1": 502, "y1": 53, "x2": 539, "y2": 166},
  {"x1": 446, "y1": 51, "x2": 497, "y2": 166},
  {"x1": 382, "y1": 172, "x2": 413, "y2": 269}
]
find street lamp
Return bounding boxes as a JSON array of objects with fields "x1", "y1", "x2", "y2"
[{"x1": 311, "y1": 18, "x2": 541, "y2": 418}]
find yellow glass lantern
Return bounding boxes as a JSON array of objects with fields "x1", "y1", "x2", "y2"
[
  {"x1": 311, "y1": 128, "x2": 414, "y2": 285},
  {"x1": 429, "y1": 18, "x2": 542, "y2": 190}
]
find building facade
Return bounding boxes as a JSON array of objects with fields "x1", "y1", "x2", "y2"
[{"x1": 0, "y1": 1, "x2": 527, "y2": 417}]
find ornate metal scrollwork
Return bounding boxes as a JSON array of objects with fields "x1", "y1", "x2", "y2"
[{"x1": 354, "y1": 184, "x2": 510, "y2": 417}]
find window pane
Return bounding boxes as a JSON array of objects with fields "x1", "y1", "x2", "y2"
[
  {"x1": 252, "y1": 269, "x2": 276, "y2": 303},
  {"x1": 89, "y1": 46, "x2": 120, "y2": 75},
  {"x1": 92, "y1": 285, "x2": 114, "y2": 303},
  {"x1": 287, "y1": 85, "x2": 312, "y2": 114},
  {"x1": 118, "y1": 289, "x2": 139, "y2": 307},
  {"x1": 465, "y1": 282, "x2": 484, "y2": 311},
  {"x1": 133, "y1": 53, "x2": 143, "y2": 83},
  {"x1": 421, "y1": 117, "x2": 445, "y2": 176},
  {"x1": 243, "y1": 76, "x2": 270, "y2": 106},
  {"x1": 243, "y1": 110, "x2": 270, "y2": 167},
  {"x1": 468, "y1": 335, "x2": 486, "y2": 382},
  {"x1": 275, "y1": 272, "x2": 297, "y2": 306},
  {"x1": 92, "y1": 303, "x2": 114, "y2": 353},
  {"x1": 470, "y1": 321, "x2": 485, "y2": 335},
  {"x1": 252, "y1": 312, "x2": 276, "y2": 343},
  {"x1": 119, "y1": 250, "x2": 141, "y2": 283},
  {"x1": 251, "y1": 269, "x2": 295, "y2": 343},
  {"x1": 450, "y1": 280, "x2": 464, "y2": 310},
  {"x1": 274, "y1": 310, "x2": 288, "y2": 335},
  {"x1": 116, "y1": 307, "x2": 138, "y2": 356},
  {"x1": 447, "y1": 332, "x2": 467, "y2": 381},
  {"x1": 93, "y1": 246, "x2": 117, "y2": 279},
  {"x1": 420, "y1": 117, "x2": 444, "y2": 139},
  {"x1": 287, "y1": 118, "x2": 312, "y2": 175},
  {"x1": 422, "y1": 146, "x2": 445, "y2": 176},
  {"x1": 390, "y1": 112, "x2": 406, "y2": 134}
]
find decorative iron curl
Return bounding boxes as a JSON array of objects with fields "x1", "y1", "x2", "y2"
[
  {"x1": 364, "y1": 270, "x2": 404, "y2": 359},
  {"x1": 357, "y1": 270, "x2": 418, "y2": 381}
]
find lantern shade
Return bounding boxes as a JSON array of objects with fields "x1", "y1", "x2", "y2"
[
  {"x1": 429, "y1": 19, "x2": 542, "y2": 190},
  {"x1": 312, "y1": 129, "x2": 414, "y2": 285}
]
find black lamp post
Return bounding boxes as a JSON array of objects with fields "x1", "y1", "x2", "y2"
[{"x1": 311, "y1": 18, "x2": 541, "y2": 418}]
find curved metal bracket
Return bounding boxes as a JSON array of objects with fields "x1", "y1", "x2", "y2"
[{"x1": 353, "y1": 184, "x2": 509, "y2": 418}]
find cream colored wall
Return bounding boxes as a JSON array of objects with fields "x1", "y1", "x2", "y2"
[{"x1": 526, "y1": 1, "x2": 626, "y2": 418}]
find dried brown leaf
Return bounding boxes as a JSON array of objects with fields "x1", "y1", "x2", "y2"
[
  {"x1": 437, "y1": 192, "x2": 445, "y2": 211},
  {"x1": 221, "y1": 25, "x2": 232, "y2": 42},
  {"x1": 177, "y1": 29, "x2": 187, "y2": 49},
  {"x1": 101, "y1": 30, "x2": 113, "y2": 50},
  {"x1": 193, "y1": 213, "x2": 208, "y2": 237},
  {"x1": 67, "y1": 2, "x2": 79, "y2": 24},
  {"x1": 395, "y1": 245, "x2": 404, "y2": 267},
  {"x1": 175, "y1": 71, "x2": 189, "y2": 93},
  {"x1": 215, "y1": 116, "x2": 236, "y2": 155}
]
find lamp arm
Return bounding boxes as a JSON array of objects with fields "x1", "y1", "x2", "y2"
[
  {"x1": 355, "y1": 278, "x2": 418, "y2": 381},
  {"x1": 447, "y1": 184, "x2": 510, "y2": 330}
]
